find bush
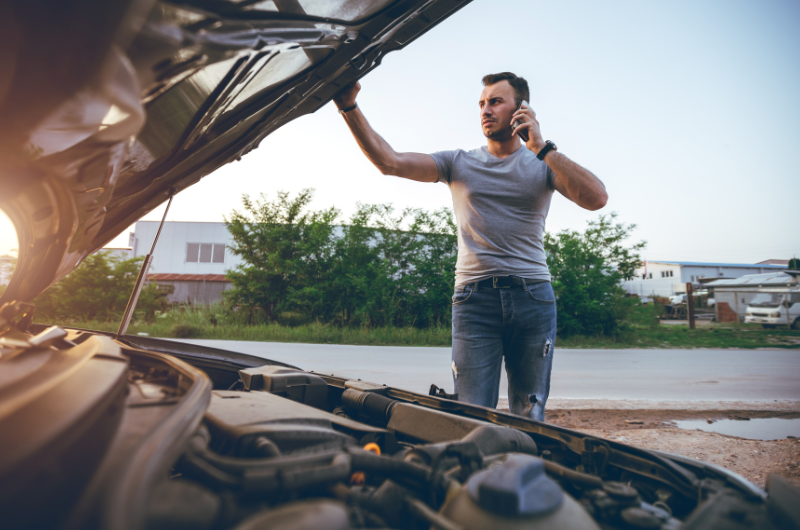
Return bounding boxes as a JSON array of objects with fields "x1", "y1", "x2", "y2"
[
  {"x1": 170, "y1": 324, "x2": 202, "y2": 339},
  {"x1": 275, "y1": 311, "x2": 311, "y2": 327},
  {"x1": 545, "y1": 213, "x2": 645, "y2": 337},
  {"x1": 224, "y1": 190, "x2": 457, "y2": 328},
  {"x1": 625, "y1": 302, "x2": 662, "y2": 330},
  {"x1": 33, "y1": 251, "x2": 167, "y2": 323}
]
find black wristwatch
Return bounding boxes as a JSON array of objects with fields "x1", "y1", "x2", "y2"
[
  {"x1": 536, "y1": 140, "x2": 557, "y2": 160},
  {"x1": 338, "y1": 103, "x2": 358, "y2": 115}
]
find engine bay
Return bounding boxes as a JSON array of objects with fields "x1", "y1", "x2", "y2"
[
  {"x1": 0, "y1": 324, "x2": 797, "y2": 530},
  {"x1": 157, "y1": 364, "x2": 773, "y2": 530}
]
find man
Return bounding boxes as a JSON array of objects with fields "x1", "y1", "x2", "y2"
[{"x1": 333, "y1": 72, "x2": 607, "y2": 421}]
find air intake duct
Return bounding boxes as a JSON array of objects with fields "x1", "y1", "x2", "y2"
[{"x1": 341, "y1": 389, "x2": 397, "y2": 425}]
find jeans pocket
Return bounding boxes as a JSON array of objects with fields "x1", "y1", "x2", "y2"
[
  {"x1": 527, "y1": 282, "x2": 556, "y2": 304},
  {"x1": 452, "y1": 285, "x2": 474, "y2": 306}
]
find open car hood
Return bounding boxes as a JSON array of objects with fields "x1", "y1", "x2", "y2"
[{"x1": 0, "y1": 0, "x2": 472, "y2": 304}]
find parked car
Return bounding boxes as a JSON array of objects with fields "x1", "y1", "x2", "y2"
[
  {"x1": 745, "y1": 292, "x2": 800, "y2": 329},
  {"x1": 668, "y1": 294, "x2": 686, "y2": 305},
  {"x1": 668, "y1": 290, "x2": 715, "y2": 308},
  {"x1": 0, "y1": 2, "x2": 797, "y2": 529}
]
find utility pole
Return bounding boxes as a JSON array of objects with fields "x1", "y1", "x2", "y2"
[{"x1": 686, "y1": 282, "x2": 695, "y2": 330}]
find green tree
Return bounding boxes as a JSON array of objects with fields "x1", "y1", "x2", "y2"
[
  {"x1": 224, "y1": 190, "x2": 339, "y2": 321},
  {"x1": 33, "y1": 251, "x2": 166, "y2": 322},
  {"x1": 789, "y1": 258, "x2": 799, "y2": 270},
  {"x1": 545, "y1": 213, "x2": 645, "y2": 337},
  {"x1": 224, "y1": 190, "x2": 457, "y2": 328},
  {"x1": 328, "y1": 204, "x2": 457, "y2": 327}
]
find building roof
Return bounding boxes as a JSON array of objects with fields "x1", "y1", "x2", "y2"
[
  {"x1": 646, "y1": 260, "x2": 787, "y2": 269},
  {"x1": 704, "y1": 272, "x2": 797, "y2": 289},
  {"x1": 147, "y1": 273, "x2": 229, "y2": 282},
  {"x1": 756, "y1": 259, "x2": 789, "y2": 265}
]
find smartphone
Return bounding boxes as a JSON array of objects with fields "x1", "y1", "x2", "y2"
[{"x1": 513, "y1": 100, "x2": 529, "y2": 142}]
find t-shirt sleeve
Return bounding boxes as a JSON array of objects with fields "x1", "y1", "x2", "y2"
[
  {"x1": 430, "y1": 149, "x2": 458, "y2": 184},
  {"x1": 546, "y1": 163, "x2": 556, "y2": 190}
]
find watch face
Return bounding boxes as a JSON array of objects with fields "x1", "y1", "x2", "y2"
[{"x1": 549, "y1": 141, "x2": 557, "y2": 150}]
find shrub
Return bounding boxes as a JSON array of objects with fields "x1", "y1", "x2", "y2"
[
  {"x1": 545, "y1": 213, "x2": 645, "y2": 337},
  {"x1": 33, "y1": 251, "x2": 167, "y2": 322},
  {"x1": 170, "y1": 324, "x2": 202, "y2": 339},
  {"x1": 224, "y1": 190, "x2": 456, "y2": 328},
  {"x1": 275, "y1": 311, "x2": 311, "y2": 327}
]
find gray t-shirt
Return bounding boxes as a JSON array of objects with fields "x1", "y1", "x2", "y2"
[{"x1": 431, "y1": 145, "x2": 555, "y2": 287}]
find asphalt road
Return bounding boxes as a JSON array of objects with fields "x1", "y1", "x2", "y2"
[{"x1": 179, "y1": 340, "x2": 800, "y2": 403}]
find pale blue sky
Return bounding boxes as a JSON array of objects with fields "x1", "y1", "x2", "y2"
[{"x1": 2, "y1": 0, "x2": 799, "y2": 263}]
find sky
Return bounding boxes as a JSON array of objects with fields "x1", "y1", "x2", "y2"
[{"x1": 2, "y1": 0, "x2": 799, "y2": 263}]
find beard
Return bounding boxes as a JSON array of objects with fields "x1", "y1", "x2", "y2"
[{"x1": 483, "y1": 124, "x2": 514, "y2": 141}]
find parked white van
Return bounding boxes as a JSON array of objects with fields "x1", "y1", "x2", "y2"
[{"x1": 744, "y1": 292, "x2": 800, "y2": 329}]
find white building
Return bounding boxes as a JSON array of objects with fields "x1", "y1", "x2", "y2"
[
  {"x1": 129, "y1": 221, "x2": 243, "y2": 304},
  {"x1": 99, "y1": 247, "x2": 133, "y2": 261},
  {"x1": 622, "y1": 260, "x2": 788, "y2": 298}
]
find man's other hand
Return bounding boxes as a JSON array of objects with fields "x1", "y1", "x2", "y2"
[{"x1": 334, "y1": 82, "x2": 361, "y2": 110}]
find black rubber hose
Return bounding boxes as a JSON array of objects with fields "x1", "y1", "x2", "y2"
[
  {"x1": 341, "y1": 389, "x2": 397, "y2": 423},
  {"x1": 543, "y1": 459, "x2": 604, "y2": 489},
  {"x1": 248, "y1": 436, "x2": 281, "y2": 458},
  {"x1": 347, "y1": 448, "x2": 430, "y2": 484},
  {"x1": 180, "y1": 452, "x2": 242, "y2": 490}
]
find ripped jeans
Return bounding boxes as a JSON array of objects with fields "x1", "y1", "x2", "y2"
[{"x1": 451, "y1": 280, "x2": 556, "y2": 421}]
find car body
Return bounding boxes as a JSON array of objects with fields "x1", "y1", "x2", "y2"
[
  {"x1": 0, "y1": 1, "x2": 798, "y2": 529},
  {"x1": 744, "y1": 292, "x2": 800, "y2": 329},
  {"x1": 668, "y1": 294, "x2": 686, "y2": 305}
]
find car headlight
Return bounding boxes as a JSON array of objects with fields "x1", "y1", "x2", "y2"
[{"x1": 770, "y1": 312, "x2": 780, "y2": 318}]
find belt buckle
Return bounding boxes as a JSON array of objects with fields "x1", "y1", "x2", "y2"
[{"x1": 493, "y1": 276, "x2": 511, "y2": 289}]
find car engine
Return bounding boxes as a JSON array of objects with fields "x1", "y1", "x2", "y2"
[{"x1": 0, "y1": 321, "x2": 797, "y2": 530}]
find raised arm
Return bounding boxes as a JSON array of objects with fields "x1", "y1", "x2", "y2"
[
  {"x1": 333, "y1": 83, "x2": 438, "y2": 183},
  {"x1": 510, "y1": 103, "x2": 608, "y2": 211},
  {"x1": 542, "y1": 151, "x2": 608, "y2": 211}
]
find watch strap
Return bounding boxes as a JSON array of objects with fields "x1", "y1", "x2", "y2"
[
  {"x1": 338, "y1": 103, "x2": 358, "y2": 115},
  {"x1": 537, "y1": 140, "x2": 556, "y2": 161}
]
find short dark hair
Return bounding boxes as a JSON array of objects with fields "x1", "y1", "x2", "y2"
[{"x1": 481, "y1": 72, "x2": 530, "y2": 106}]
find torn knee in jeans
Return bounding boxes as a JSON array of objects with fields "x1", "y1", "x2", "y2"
[
  {"x1": 452, "y1": 360, "x2": 458, "y2": 379},
  {"x1": 543, "y1": 339, "x2": 552, "y2": 357}
]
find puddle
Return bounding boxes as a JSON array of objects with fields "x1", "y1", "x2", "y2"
[{"x1": 674, "y1": 418, "x2": 800, "y2": 440}]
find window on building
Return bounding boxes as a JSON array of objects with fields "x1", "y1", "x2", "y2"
[
  {"x1": 212, "y1": 244, "x2": 225, "y2": 263},
  {"x1": 199, "y1": 243, "x2": 213, "y2": 263},
  {"x1": 186, "y1": 243, "x2": 199, "y2": 263},
  {"x1": 186, "y1": 243, "x2": 226, "y2": 263},
  {"x1": 669, "y1": 271, "x2": 673, "y2": 277},
  {"x1": 648, "y1": 272, "x2": 652, "y2": 279}
]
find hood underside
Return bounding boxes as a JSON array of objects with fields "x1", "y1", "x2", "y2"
[{"x1": 0, "y1": 0, "x2": 471, "y2": 304}]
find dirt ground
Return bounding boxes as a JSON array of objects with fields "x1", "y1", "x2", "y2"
[{"x1": 546, "y1": 409, "x2": 800, "y2": 489}]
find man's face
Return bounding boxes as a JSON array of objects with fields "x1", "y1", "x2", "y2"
[{"x1": 479, "y1": 80, "x2": 518, "y2": 141}]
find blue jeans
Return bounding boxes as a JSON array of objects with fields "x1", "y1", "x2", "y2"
[{"x1": 451, "y1": 280, "x2": 557, "y2": 421}]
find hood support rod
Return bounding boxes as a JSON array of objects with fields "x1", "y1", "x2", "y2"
[{"x1": 117, "y1": 192, "x2": 174, "y2": 338}]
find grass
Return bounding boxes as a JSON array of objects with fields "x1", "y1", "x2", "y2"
[
  {"x1": 40, "y1": 303, "x2": 800, "y2": 349},
  {"x1": 558, "y1": 324, "x2": 800, "y2": 349},
  {"x1": 54, "y1": 305, "x2": 454, "y2": 347}
]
